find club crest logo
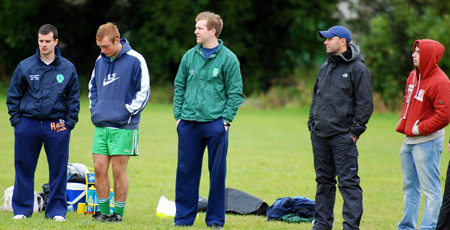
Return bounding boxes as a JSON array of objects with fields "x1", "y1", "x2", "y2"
[
  {"x1": 56, "y1": 74, "x2": 64, "y2": 83},
  {"x1": 212, "y1": 68, "x2": 219, "y2": 77}
]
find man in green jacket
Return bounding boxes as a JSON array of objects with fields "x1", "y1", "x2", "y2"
[{"x1": 173, "y1": 11, "x2": 244, "y2": 229}]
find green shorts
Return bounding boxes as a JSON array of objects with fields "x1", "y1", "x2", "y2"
[{"x1": 92, "y1": 127, "x2": 139, "y2": 156}]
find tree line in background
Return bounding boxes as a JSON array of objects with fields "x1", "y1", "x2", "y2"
[
  {"x1": 1, "y1": 0, "x2": 449, "y2": 110},
  {"x1": 346, "y1": 0, "x2": 450, "y2": 109}
]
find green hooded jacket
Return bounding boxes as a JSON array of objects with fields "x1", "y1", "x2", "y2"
[{"x1": 173, "y1": 39, "x2": 244, "y2": 122}]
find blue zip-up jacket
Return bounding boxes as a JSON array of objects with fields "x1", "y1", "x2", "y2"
[
  {"x1": 88, "y1": 38, "x2": 150, "y2": 129},
  {"x1": 6, "y1": 47, "x2": 80, "y2": 129}
]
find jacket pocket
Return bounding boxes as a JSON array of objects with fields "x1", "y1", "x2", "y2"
[
  {"x1": 91, "y1": 100, "x2": 130, "y2": 126},
  {"x1": 395, "y1": 118, "x2": 406, "y2": 133}
]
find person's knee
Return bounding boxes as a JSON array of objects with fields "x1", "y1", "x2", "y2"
[
  {"x1": 111, "y1": 156, "x2": 129, "y2": 173},
  {"x1": 94, "y1": 162, "x2": 110, "y2": 179},
  {"x1": 94, "y1": 154, "x2": 110, "y2": 168},
  {"x1": 111, "y1": 162, "x2": 127, "y2": 177}
]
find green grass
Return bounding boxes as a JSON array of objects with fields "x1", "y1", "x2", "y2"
[{"x1": 0, "y1": 97, "x2": 449, "y2": 229}]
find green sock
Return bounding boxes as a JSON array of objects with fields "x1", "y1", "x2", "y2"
[
  {"x1": 98, "y1": 198, "x2": 110, "y2": 215},
  {"x1": 114, "y1": 201, "x2": 125, "y2": 216}
]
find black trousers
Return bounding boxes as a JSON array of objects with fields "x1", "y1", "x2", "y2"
[
  {"x1": 437, "y1": 160, "x2": 450, "y2": 230},
  {"x1": 311, "y1": 133, "x2": 362, "y2": 230}
]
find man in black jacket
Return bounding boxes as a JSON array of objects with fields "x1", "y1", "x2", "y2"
[{"x1": 308, "y1": 26, "x2": 373, "y2": 230}]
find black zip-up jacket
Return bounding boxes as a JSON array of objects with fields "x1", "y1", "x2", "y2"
[{"x1": 308, "y1": 44, "x2": 373, "y2": 138}]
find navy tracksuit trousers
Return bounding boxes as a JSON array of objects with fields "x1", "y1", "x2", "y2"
[
  {"x1": 175, "y1": 118, "x2": 228, "y2": 227},
  {"x1": 311, "y1": 133, "x2": 362, "y2": 230},
  {"x1": 13, "y1": 117, "x2": 70, "y2": 218}
]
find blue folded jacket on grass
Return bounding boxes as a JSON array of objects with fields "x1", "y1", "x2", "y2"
[{"x1": 266, "y1": 196, "x2": 315, "y2": 223}]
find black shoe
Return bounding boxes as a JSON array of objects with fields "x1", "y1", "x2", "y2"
[
  {"x1": 92, "y1": 211, "x2": 109, "y2": 222},
  {"x1": 108, "y1": 212, "x2": 123, "y2": 222},
  {"x1": 209, "y1": 223, "x2": 223, "y2": 229}
]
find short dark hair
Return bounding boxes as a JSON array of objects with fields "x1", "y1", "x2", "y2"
[{"x1": 38, "y1": 24, "x2": 58, "y2": 40}]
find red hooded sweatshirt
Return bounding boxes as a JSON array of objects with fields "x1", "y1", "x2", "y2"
[{"x1": 396, "y1": 39, "x2": 450, "y2": 137}]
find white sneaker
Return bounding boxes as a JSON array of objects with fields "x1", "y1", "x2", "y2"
[
  {"x1": 13, "y1": 214, "x2": 27, "y2": 219},
  {"x1": 53, "y1": 216, "x2": 65, "y2": 221}
]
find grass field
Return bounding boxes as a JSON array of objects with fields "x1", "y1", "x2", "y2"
[{"x1": 0, "y1": 97, "x2": 449, "y2": 229}]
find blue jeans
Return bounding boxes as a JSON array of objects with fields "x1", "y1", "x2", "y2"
[{"x1": 398, "y1": 136, "x2": 443, "y2": 230}]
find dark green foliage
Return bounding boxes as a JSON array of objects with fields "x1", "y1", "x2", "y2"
[
  {"x1": 5, "y1": 0, "x2": 450, "y2": 109},
  {"x1": 0, "y1": 0, "x2": 126, "y2": 94},
  {"x1": 345, "y1": 0, "x2": 450, "y2": 109},
  {"x1": 0, "y1": 0, "x2": 338, "y2": 96},
  {"x1": 125, "y1": 0, "x2": 339, "y2": 94}
]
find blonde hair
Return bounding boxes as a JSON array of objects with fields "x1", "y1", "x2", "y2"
[
  {"x1": 96, "y1": 22, "x2": 120, "y2": 42},
  {"x1": 195, "y1": 11, "x2": 223, "y2": 38}
]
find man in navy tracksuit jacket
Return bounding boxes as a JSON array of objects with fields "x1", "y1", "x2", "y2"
[{"x1": 6, "y1": 24, "x2": 80, "y2": 221}]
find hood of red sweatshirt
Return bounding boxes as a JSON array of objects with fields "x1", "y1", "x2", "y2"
[{"x1": 415, "y1": 39, "x2": 445, "y2": 80}]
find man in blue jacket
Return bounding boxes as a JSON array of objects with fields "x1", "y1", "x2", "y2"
[
  {"x1": 89, "y1": 22, "x2": 150, "y2": 222},
  {"x1": 308, "y1": 26, "x2": 373, "y2": 230},
  {"x1": 6, "y1": 24, "x2": 80, "y2": 221}
]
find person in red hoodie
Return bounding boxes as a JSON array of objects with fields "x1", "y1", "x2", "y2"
[{"x1": 396, "y1": 39, "x2": 450, "y2": 230}]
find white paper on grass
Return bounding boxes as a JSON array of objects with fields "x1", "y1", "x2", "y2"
[{"x1": 156, "y1": 196, "x2": 176, "y2": 218}]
